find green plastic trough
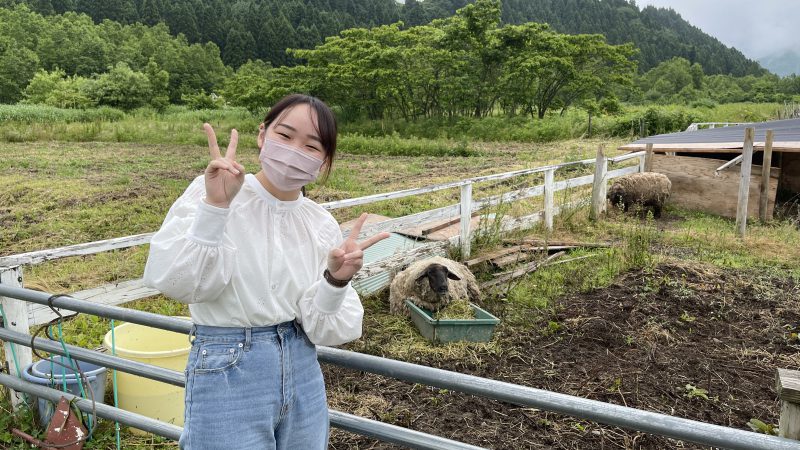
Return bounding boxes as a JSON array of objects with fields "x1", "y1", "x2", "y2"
[{"x1": 405, "y1": 299, "x2": 500, "y2": 343}]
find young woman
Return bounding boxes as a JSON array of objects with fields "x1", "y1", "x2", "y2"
[{"x1": 143, "y1": 94, "x2": 389, "y2": 449}]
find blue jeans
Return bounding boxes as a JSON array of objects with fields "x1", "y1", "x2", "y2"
[{"x1": 180, "y1": 321, "x2": 328, "y2": 449}]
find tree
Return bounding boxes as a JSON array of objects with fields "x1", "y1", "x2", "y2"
[
  {"x1": 223, "y1": 59, "x2": 275, "y2": 115},
  {"x1": 0, "y1": 35, "x2": 40, "y2": 103},
  {"x1": 23, "y1": 68, "x2": 65, "y2": 104},
  {"x1": 145, "y1": 59, "x2": 169, "y2": 110},
  {"x1": 86, "y1": 62, "x2": 152, "y2": 110}
]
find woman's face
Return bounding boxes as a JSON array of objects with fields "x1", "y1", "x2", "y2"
[{"x1": 258, "y1": 103, "x2": 325, "y2": 161}]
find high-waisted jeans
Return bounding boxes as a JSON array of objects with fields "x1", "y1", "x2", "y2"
[{"x1": 179, "y1": 321, "x2": 328, "y2": 449}]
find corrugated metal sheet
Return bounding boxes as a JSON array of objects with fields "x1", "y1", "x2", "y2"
[
  {"x1": 352, "y1": 233, "x2": 432, "y2": 296},
  {"x1": 629, "y1": 118, "x2": 800, "y2": 146}
]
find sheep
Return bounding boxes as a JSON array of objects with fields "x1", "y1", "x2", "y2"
[
  {"x1": 389, "y1": 256, "x2": 481, "y2": 316},
  {"x1": 607, "y1": 172, "x2": 672, "y2": 218}
]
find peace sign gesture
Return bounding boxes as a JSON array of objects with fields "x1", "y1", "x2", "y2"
[
  {"x1": 327, "y1": 213, "x2": 391, "y2": 282},
  {"x1": 203, "y1": 123, "x2": 245, "y2": 208}
]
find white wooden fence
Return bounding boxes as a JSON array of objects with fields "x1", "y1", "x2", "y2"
[
  {"x1": 684, "y1": 122, "x2": 749, "y2": 132},
  {"x1": 0, "y1": 148, "x2": 645, "y2": 408}
]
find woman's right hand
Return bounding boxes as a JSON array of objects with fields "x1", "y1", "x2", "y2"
[{"x1": 203, "y1": 123, "x2": 245, "y2": 208}]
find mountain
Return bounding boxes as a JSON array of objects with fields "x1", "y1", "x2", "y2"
[
  {"x1": 410, "y1": 0, "x2": 764, "y2": 76},
  {"x1": 758, "y1": 50, "x2": 800, "y2": 77},
  {"x1": 2, "y1": 0, "x2": 765, "y2": 76}
]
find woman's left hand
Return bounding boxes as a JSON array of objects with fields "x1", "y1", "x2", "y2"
[{"x1": 327, "y1": 213, "x2": 390, "y2": 282}]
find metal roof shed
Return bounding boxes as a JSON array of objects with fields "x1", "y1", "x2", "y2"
[{"x1": 618, "y1": 119, "x2": 800, "y2": 219}]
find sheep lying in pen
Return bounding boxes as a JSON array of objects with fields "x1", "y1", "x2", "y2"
[
  {"x1": 389, "y1": 256, "x2": 481, "y2": 316},
  {"x1": 607, "y1": 172, "x2": 672, "y2": 218}
]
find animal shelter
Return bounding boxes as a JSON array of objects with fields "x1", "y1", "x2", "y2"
[{"x1": 618, "y1": 118, "x2": 800, "y2": 219}]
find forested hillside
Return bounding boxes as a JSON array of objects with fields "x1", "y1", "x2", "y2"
[{"x1": 2, "y1": 0, "x2": 763, "y2": 75}]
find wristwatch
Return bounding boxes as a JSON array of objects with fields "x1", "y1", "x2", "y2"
[{"x1": 323, "y1": 269, "x2": 351, "y2": 288}]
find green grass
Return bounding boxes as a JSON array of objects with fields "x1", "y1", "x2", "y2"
[{"x1": 1, "y1": 102, "x2": 784, "y2": 147}]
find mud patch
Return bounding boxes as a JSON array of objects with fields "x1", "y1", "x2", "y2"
[{"x1": 325, "y1": 263, "x2": 800, "y2": 449}]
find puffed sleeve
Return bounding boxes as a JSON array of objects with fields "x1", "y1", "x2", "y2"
[
  {"x1": 296, "y1": 220, "x2": 364, "y2": 346},
  {"x1": 143, "y1": 176, "x2": 237, "y2": 304}
]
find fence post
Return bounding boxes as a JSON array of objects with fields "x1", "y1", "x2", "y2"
[
  {"x1": 459, "y1": 182, "x2": 473, "y2": 259},
  {"x1": 736, "y1": 127, "x2": 755, "y2": 237},
  {"x1": 544, "y1": 169, "x2": 555, "y2": 232},
  {"x1": 1, "y1": 266, "x2": 31, "y2": 411},
  {"x1": 777, "y1": 369, "x2": 800, "y2": 440},
  {"x1": 644, "y1": 143, "x2": 654, "y2": 172},
  {"x1": 590, "y1": 145, "x2": 607, "y2": 221},
  {"x1": 759, "y1": 129, "x2": 774, "y2": 222}
]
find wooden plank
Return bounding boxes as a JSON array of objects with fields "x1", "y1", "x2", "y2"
[
  {"x1": 619, "y1": 141, "x2": 800, "y2": 153},
  {"x1": 715, "y1": 154, "x2": 744, "y2": 174},
  {"x1": 760, "y1": 130, "x2": 774, "y2": 222},
  {"x1": 608, "y1": 151, "x2": 646, "y2": 163},
  {"x1": 590, "y1": 146, "x2": 607, "y2": 220},
  {"x1": 481, "y1": 251, "x2": 566, "y2": 290},
  {"x1": 736, "y1": 128, "x2": 755, "y2": 237},
  {"x1": 28, "y1": 279, "x2": 161, "y2": 326},
  {"x1": 643, "y1": 144, "x2": 653, "y2": 172},
  {"x1": 338, "y1": 213, "x2": 393, "y2": 233},
  {"x1": 459, "y1": 183, "x2": 473, "y2": 259},
  {"x1": 349, "y1": 204, "x2": 461, "y2": 240},
  {"x1": 491, "y1": 250, "x2": 540, "y2": 268},
  {"x1": 651, "y1": 154, "x2": 779, "y2": 219},
  {"x1": 544, "y1": 169, "x2": 555, "y2": 231},
  {"x1": 399, "y1": 214, "x2": 484, "y2": 241},
  {"x1": 0, "y1": 233, "x2": 154, "y2": 269},
  {"x1": 1, "y1": 267, "x2": 31, "y2": 411},
  {"x1": 777, "y1": 369, "x2": 800, "y2": 404},
  {"x1": 777, "y1": 368, "x2": 800, "y2": 440},
  {"x1": 607, "y1": 165, "x2": 640, "y2": 179},
  {"x1": 464, "y1": 245, "x2": 527, "y2": 267},
  {"x1": 420, "y1": 213, "x2": 478, "y2": 236},
  {"x1": 508, "y1": 239, "x2": 611, "y2": 248},
  {"x1": 780, "y1": 401, "x2": 800, "y2": 440}
]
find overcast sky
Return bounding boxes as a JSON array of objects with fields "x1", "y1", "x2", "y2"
[{"x1": 635, "y1": 0, "x2": 800, "y2": 59}]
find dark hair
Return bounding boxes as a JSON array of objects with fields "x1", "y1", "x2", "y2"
[{"x1": 263, "y1": 94, "x2": 337, "y2": 183}]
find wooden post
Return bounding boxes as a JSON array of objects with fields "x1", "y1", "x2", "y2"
[
  {"x1": 590, "y1": 145, "x2": 607, "y2": 221},
  {"x1": 777, "y1": 369, "x2": 800, "y2": 440},
  {"x1": 544, "y1": 169, "x2": 555, "y2": 231},
  {"x1": 759, "y1": 129, "x2": 774, "y2": 222},
  {"x1": 459, "y1": 182, "x2": 473, "y2": 259},
  {"x1": 1, "y1": 266, "x2": 31, "y2": 411},
  {"x1": 736, "y1": 127, "x2": 755, "y2": 237},
  {"x1": 587, "y1": 112, "x2": 592, "y2": 138},
  {"x1": 644, "y1": 143, "x2": 654, "y2": 172}
]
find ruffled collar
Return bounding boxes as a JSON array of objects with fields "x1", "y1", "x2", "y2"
[{"x1": 245, "y1": 174, "x2": 304, "y2": 211}]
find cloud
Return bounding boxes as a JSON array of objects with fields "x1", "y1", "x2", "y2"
[{"x1": 636, "y1": 0, "x2": 800, "y2": 59}]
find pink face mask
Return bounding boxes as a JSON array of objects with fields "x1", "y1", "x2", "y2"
[{"x1": 259, "y1": 139, "x2": 324, "y2": 191}]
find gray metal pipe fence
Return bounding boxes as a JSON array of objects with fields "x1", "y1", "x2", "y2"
[
  {"x1": 0, "y1": 326, "x2": 185, "y2": 387},
  {"x1": 2, "y1": 284, "x2": 800, "y2": 450},
  {"x1": 0, "y1": 287, "x2": 484, "y2": 449},
  {"x1": 0, "y1": 372, "x2": 183, "y2": 440}
]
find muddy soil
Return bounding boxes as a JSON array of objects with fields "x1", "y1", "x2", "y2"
[{"x1": 324, "y1": 263, "x2": 800, "y2": 449}]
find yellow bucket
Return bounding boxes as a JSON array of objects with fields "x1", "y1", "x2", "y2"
[{"x1": 103, "y1": 317, "x2": 191, "y2": 433}]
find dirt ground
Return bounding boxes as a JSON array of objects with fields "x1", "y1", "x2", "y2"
[{"x1": 324, "y1": 262, "x2": 800, "y2": 449}]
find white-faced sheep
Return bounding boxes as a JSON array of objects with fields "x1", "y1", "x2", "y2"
[
  {"x1": 607, "y1": 172, "x2": 672, "y2": 218},
  {"x1": 389, "y1": 256, "x2": 481, "y2": 316}
]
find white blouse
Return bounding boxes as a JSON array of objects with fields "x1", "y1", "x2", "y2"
[{"x1": 142, "y1": 173, "x2": 363, "y2": 346}]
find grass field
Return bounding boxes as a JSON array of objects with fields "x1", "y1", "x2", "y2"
[{"x1": 2, "y1": 115, "x2": 800, "y2": 448}]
